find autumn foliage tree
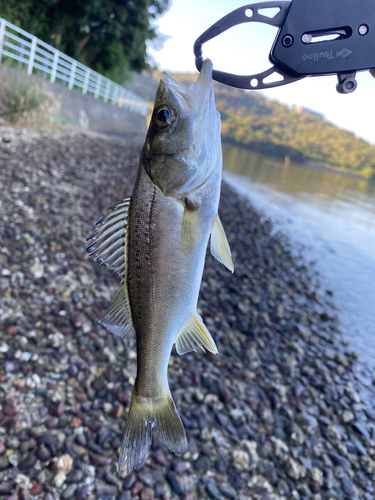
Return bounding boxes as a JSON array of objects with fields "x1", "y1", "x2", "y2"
[{"x1": 0, "y1": 0, "x2": 170, "y2": 83}]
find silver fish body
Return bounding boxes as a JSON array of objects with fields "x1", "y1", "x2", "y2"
[{"x1": 87, "y1": 60, "x2": 233, "y2": 474}]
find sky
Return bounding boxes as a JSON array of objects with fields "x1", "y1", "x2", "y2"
[{"x1": 148, "y1": 0, "x2": 375, "y2": 145}]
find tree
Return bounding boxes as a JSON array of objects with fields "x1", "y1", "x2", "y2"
[{"x1": 0, "y1": 0, "x2": 170, "y2": 83}]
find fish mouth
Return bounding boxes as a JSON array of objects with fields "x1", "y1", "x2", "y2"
[
  {"x1": 158, "y1": 59, "x2": 214, "y2": 111},
  {"x1": 190, "y1": 59, "x2": 214, "y2": 97}
]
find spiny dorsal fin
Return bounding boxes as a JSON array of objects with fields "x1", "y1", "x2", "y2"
[
  {"x1": 99, "y1": 284, "x2": 134, "y2": 339},
  {"x1": 87, "y1": 198, "x2": 134, "y2": 338},
  {"x1": 175, "y1": 315, "x2": 218, "y2": 355},
  {"x1": 87, "y1": 198, "x2": 131, "y2": 284},
  {"x1": 210, "y1": 215, "x2": 234, "y2": 273}
]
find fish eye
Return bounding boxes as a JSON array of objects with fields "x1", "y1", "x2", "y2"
[{"x1": 153, "y1": 106, "x2": 176, "y2": 130}]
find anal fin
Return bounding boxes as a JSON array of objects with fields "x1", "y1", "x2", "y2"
[
  {"x1": 99, "y1": 284, "x2": 134, "y2": 339},
  {"x1": 175, "y1": 315, "x2": 218, "y2": 355},
  {"x1": 210, "y1": 215, "x2": 234, "y2": 272}
]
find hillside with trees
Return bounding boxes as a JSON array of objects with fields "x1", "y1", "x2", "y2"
[{"x1": 128, "y1": 70, "x2": 375, "y2": 180}]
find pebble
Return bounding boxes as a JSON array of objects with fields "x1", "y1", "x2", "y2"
[
  {"x1": 0, "y1": 482, "x2": 14, "y2": 494},
  {"x1": 285, "y1": 457, "x2": 301, "y2": 479},
  {"x1": 66, "y1": 468, "x2": 84, "y2": 483},
  {"x1": 3, "y1": 403, "x2": 17, "y2": 416},
  {"x1": 352, "y1": 422, "x2": 370, "y2": 440},
  {"x1": 18, "y1": 454, "x2": 37, "y2": 470},
  {"x1": 206, "y1": 479, "x2": 223, "y2": 500},
  {"x1": 138, "y1": 473, "x2": 154, "y2": 488},
  {"x1": 166, "y1": 471, "x2": 184, "y2": 495},
  {"x1": 19, "y1": 490, "x2": 31, "y2": 500},
  {"x1": 194, "y1": 455, "x2": 211, "y2": 471},
  {"x1": 103, "y1": 402, "x2": 113, "y2": 413},
  {"x1": 140, "y1": 488, "x2": 155, "y2": 500},
  {"x1": 113, "y1": 404, "x2": 124, "y2": 418},
  {"x1": 30, "y1": 482, "x2": 42, "y2": 496},
  {"x1": 218, "y1": 483, "x2": 237, "y2": 499},
  {"x1": 62, "y1": 484, "x2": 78, "y2": 499},
  {"x1": 118, "y1": 493, "x2": 132, "y2": 500},
  {"x1": 341, "y1": 476, "x2": 356, "y2": 496},
  {"x1": 96, "y1": 484, "x2": 117, "y2": 496},
  {"x1": 132, "y1": 482, "x2": 143, "y2": 495},
  {"x1": 231, "y1": 449, "x2": 250, "y2": 471},
  {"x1": 328, "y1": 452, "x2": 351, "y2": 470},
  {"x1": 14, "y1": 474, "x2": 30, "y2": 489},
  {"x1": 122, "y1": 472, "x2": 137, "y2": 490}
]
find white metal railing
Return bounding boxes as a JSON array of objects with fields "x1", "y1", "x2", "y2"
[{"x1": 0, "y1": 18, "x2": 148, "y2": 116}]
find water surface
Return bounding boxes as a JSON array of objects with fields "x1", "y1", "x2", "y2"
[{"x1": 223, "y1": 144, "x2": 375, "y2": 375}]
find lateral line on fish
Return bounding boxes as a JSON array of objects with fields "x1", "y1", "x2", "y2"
[{"x1": 147, "y1": 184, "x2": 157, "y2": 395}]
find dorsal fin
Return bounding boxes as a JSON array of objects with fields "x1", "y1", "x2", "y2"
[
  {"x1": 87, "y1": 198, "x2": 134, "y2": 338},
  {"x1": 87, "y1": 198, "x2": 131, "y2": 284},
  {"x1": 175, "y1": 315, "x2": 218, "y2": 355},
  {"x1": 210, "y1": 215, "x2": 234, "y2": 272}
]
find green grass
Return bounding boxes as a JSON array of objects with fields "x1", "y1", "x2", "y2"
[{"x1": 6, "y1": 82, "x2": 45, "y2": 121}]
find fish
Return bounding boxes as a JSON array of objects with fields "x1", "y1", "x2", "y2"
[{"x1": 86, "y1": 59, "x2": 234, "y2": 475}]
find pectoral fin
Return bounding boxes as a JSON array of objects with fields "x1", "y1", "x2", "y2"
[
  {"x1": 210, "y1": 215, "x2": 234, "y2": 272},
  {"x1": 175, "y1": 315, "x2": 218, "y2": 355}
]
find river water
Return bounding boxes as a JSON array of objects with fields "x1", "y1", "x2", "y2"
[{"x1": 222, "y1": 144, "x2": 375, "y2": 379}]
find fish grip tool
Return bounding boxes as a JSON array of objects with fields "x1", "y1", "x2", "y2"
[{"x1": 194, "y1": 0, "x2": 375, "y2": 93}]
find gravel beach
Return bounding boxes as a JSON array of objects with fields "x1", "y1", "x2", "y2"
[{"x1": 0, "y1": 126, "x2": 374, "y2": 500}]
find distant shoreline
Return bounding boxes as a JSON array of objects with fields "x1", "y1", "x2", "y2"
[
  {"x1": 303, "y1": 160, "x2": 365, "y2": 180},
  {"x1": 222, "y1": 139, "x2": 369, "y2": 181}
]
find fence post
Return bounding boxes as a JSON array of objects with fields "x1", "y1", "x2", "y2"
[
  {"x1": 51, "y1": 50, "x2": 59, "y2": 83},
  {"x1": 27, "y1": 36, "x2": 37, "y2": 75},
  {"x1": 117, "y1": 89, "x2": 124, "y2": 108},
  {"x1": 94, "y1": 75, "x2": 102, "y2": 99},
  {"x1": 82, "y1": 70, "x2": 90, "y2": 95},
  {"x1": 112, "y1": 85, "x2": 119, "y2": 105},
  {"x1": 0, "y1": 19, "x2": 5, "y2": 63},
  {"x1": 68, "y1": 61, "x2": 77, "y2": 90},
  {"x1": 104, "y1": 80, "x2": 110, "y2": 103}
]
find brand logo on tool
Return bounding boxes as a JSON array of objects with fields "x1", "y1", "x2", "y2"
[
  {"x1": 302, "y1": 48, "x2": 352, "y2": 62},
  {"x1": 336, "y1": 48, "x2": 352, "y2": 58}
]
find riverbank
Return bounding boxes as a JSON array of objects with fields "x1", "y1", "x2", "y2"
[
  {"x1": 303, "y1": 161, "x2": 365, "y2": 180},
  {"x1": 0, "y1": 126, "x2": 374, "y2": 500},
  {"x1": 222, "y1": 148, "x2": 375, "y2": 383},
  {"x1": 222, "y1": 140, "x2": 367, "y2": 181}
]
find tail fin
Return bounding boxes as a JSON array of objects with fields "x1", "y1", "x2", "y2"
[{"x1": 118, "y1": 384, "x2": 187, "y2": 475}]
